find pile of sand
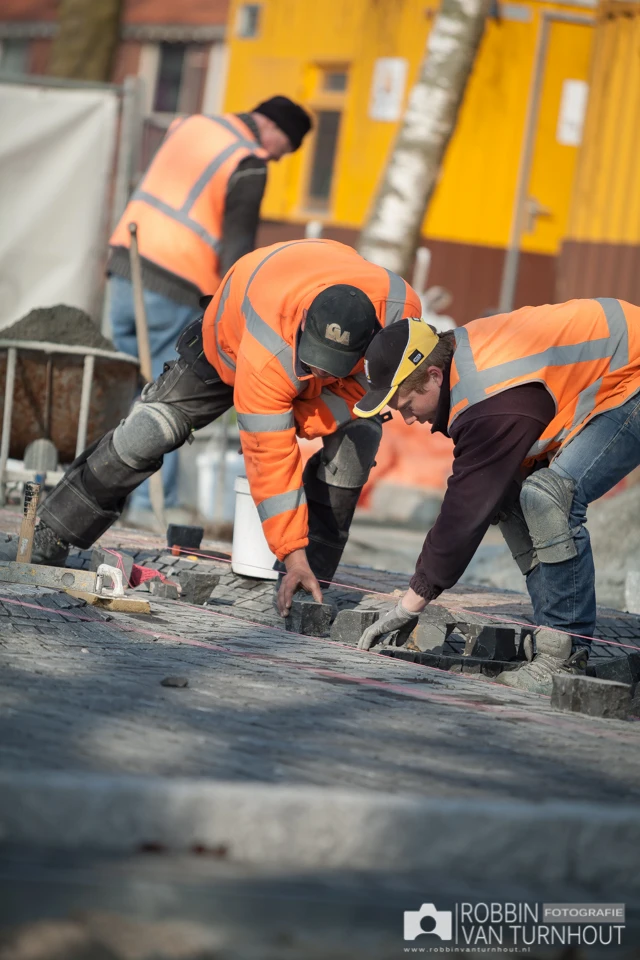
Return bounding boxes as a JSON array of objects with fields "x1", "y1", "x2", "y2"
[{"x1": 1, "y1": 305, "x2": 114, "y2": 351}]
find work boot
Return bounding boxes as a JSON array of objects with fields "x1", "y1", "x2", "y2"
[
  {"x1": 497, "y1": 627, "x2": 588, "y2": 695},
  {"x1": 0, "y1": 523, "x2": 70, "y2": 566}
]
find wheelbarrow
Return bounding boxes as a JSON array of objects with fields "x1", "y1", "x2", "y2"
[{"x1": 0, "y1": 339, "x2": 140, "y2": 504}]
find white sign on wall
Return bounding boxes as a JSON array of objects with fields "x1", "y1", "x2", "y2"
[
  {"x1": 556, "y1": 79, "x2": 589, "y2": 147},
  {"x1": 369, "y1": 57, "x2": 408, "y2": 122}
]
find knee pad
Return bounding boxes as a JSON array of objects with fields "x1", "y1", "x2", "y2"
[
  {"x1": 316, "y1": 418, "x2": 382, "y2": 488},
  {"x1": 498, "y1": 502, "x2": 538, "y2": 575},
  {"x1": 112, "y1": 400, "x2": 191, "y2": 470},
  {"x1": 520, "y1": 467, "x2": 578, "y2": 564},
  {"x1": 39, "y1": 459, "x2": 123, "y2": 548}
]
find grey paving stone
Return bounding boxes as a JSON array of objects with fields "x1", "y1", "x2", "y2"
[
  {"x1": 166, "y1": 524, "x2": 204, "y2": 549},
  {"x1": 330, "y1": 609, "x2": 379, "y2": 645},
  {"x1": 460, "y1": 624, "x2": 519, "y2": 661},
  {"x1": 286, "y1": 599, "x2": 334, "y2": 637},
  {"x1": 177, "y1": 571, "x2": 220, "y2": 605},
  {"x1": 551, "y1": 674, "x2": 632, "y2": 720},
  {"x1": 591, "y1": 653, "x2": 640, "y2": 686},
  {"x1": 410, "y1": 616, "x2": 452, "y2": 654},
  {"x1": 149, "y1": 582, "x2": 180, "y2": 600}
]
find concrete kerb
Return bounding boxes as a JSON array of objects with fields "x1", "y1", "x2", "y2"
[{"x1": 0, "y1": 771, "x2": 639, "y2": 891}]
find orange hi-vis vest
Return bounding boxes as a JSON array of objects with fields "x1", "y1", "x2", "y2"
[
  {"x1": 110, "y1": 114, "x2": 267, "y2": 296},
  {"x1": 202, "y1": 239, "x2": 422, "y2": 559},
  {"x1": 449, "y1": 298, "x2": 640, "y2": 462}
]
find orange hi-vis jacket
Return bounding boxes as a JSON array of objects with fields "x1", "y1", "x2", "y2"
[
  {"x1": 449, "y1": 298, "x2": 640, "y2": 462},
  {"x1": 110, "y1": 114, "x2": 267, "y2": 295},
  {"x1": 202, "y1": 239, "x2": 422, "y2": 559}
]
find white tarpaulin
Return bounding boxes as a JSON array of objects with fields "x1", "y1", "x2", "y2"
[{"x1": 0, "y1": 81, "x2": 118, "y2": 330}]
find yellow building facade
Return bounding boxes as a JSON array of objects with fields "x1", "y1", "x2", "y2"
[
  {"x1": 558, "y1": 0, "x2": 640, "y2": 305},
  {"x1": 225, "y1": 0, "x2": 594, "y2": 322}
]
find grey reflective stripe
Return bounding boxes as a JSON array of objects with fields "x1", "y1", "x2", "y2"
[
  {"x1": 452, "y1": 334, "x2": 618, "y2": 412},
  {"x1": 453, "y1": 300, "x2": 631, "y2": 416},
  {"x1": 134, "y1": 190, "x2": 222, "y2": 252},
  {"x1": 320, "y1": 389, "x2": 352, "y2": 425},
  {"x1": 132, "y1": 115, "x2": 261, "y2": 248},
  {"x1": 450, "y1": 326, "x2": 486, "y2": 409},
  {"x1": 205, "y1": 114, "x2": 257, "y2": 141},
  {"x1": 384, "y1": 269, "x2": 408, "y2": 325},
  {"x1": 242, "y1": 294, "x2": 303, "y2": 394},
  {"x1": 244, "y1": 238, "x2": 326, "y2": 293},
  {"x1": 257, "y1": 486, "x2": 307, "y2": 522},
  {"x1": 473, "y1": 340, "x2": 615, "y2": 389},
  {"x1": 529, "y1": 377, "x2": 605, "y2": 458},
  {"x1": 240, "y1": 239, "x2": 327, "y2": 394},
  {"x1": 570, "y1": 376, "x2": 603, "y2": 432},
  {"x1": 182, "y1": 139, "x2": 260, "y2": 214},
  {"x1": 213, "y1": 275, "x2": 235, "y2": 372},
  {"x1": 237, "y1": 410, "x2": 295, "y2": 432},
  {"x1": 595, "y1": 297, "x2": 629, "y2": 371},
  {"x1": 243, "y1": 295, "x2": 290, "y2": 358},
  {"x1": 527, "y1": 437, "x2": 551, "y2": 457}
]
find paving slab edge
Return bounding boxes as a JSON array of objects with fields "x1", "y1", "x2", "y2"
[{"x1": 0, "y1": 771, "x2": 638, "y2": 889}]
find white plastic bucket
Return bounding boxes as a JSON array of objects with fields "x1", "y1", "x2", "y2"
[
  {"x1": 231, "y1": 475, "x2": 279, "y2": 580},
  {"x1": 196, "y1": 449, "x2": 244, "y2": 521}
]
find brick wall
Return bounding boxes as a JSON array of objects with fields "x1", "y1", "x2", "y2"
[
  {"x1": 124, "y1": 0, "x2": 229, "y2": 25},
  {"x1": 2, "y1": 0, "x2": 56, "y2": 19},
  {"x1": 2, "y1": 0, "x2": 229, "y2": 26}
]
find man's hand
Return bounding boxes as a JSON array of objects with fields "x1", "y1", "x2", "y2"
[
  {"x1": 277, "y1": 548, "x2": 323, "y2": 617},
  {"x1": 358, "y1": 589, "x2": 427, "y2": 650}
]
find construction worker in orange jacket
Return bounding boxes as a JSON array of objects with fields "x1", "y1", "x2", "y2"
[
  {"x1": 108, "y1": 96, "x2": 311, "y2": 512},
  {"x1": 29, "y1": 240, "x2": 423, "y2": 610},
  {"x1": 354, "y1": 299, "x2": 640, "y2": 693}
]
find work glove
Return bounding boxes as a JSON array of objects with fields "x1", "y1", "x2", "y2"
[{"x1": 358, "y1": 601, "x2": 419, "y2": 651}]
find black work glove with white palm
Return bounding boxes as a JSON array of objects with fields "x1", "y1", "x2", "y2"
[{"x1": 357, "y1": 600, "x2": 419, "y2": 650}]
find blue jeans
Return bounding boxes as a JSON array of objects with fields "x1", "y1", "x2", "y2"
[
  {"x1": 108, "y1": 275, "x2": 202, "y2": 508},
  {"x1": 525, "y1": 392, "x2": 640, "y2": 644}
]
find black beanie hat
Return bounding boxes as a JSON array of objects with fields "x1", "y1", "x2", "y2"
[{"x1": 253, "y1": 96, "x2": 312, "y2": 151}]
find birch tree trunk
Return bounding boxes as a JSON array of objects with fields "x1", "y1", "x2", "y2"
[
  {"x1": 50, "y1": 0, "x2": 123, "y2": 82},
  {"x1": 358, "y1": 0, "x2": 491, "y2": 275}
]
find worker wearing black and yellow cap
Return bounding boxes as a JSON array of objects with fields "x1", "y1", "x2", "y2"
[{"x1": 354, "y1": 300, "x2": 640, "y2": 695}]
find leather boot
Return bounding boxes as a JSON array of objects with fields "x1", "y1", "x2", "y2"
[
  {"x1": 497, "y1": 627, "x2": 588, "y2": 695},
  {"x1": 0, "y1": 523, "x2": 70, "y2": 566}
]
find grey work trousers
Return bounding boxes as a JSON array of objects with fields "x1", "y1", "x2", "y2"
[{"x1": 40, "y1": 326, "x2": 381, "y2": 583}]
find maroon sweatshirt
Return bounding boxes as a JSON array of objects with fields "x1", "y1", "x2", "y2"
[{"x1": 409, "y1": 361, "x2": 555, "y2": 603}]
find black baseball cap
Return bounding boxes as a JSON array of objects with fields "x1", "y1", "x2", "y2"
[
  {"x1": 354, "y1": 319, "x2": 439, "y2": 416},
  {"x1": 298, "y1": 285, "x2": 378, "y2": 378}
]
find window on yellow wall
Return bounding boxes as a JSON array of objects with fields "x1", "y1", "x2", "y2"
[
  {"x1": 236, "y1": 4, "x2": 262, "y2": 39},
  {"x1": 307, "y1": 111, "x2": 342, "y2": 209},
  {"x1": 302, "y1": 66, "x2": 349, "y2": 213},
  {"x1": 323, "y1": 71, "x2": 347, "y2": 92}
]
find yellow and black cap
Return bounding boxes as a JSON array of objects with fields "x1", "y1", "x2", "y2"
[{"x1": 354, "y1": 319, "x2": 439, "y2": 417}]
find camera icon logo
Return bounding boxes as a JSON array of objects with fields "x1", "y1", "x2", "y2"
[{"x1": 403, "y1": 903, "x2": 453, "y2": 941}]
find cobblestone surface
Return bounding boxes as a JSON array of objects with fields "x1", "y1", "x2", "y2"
[{"x1": 0, "y1": 521, "x2": 639, "y2": 803}]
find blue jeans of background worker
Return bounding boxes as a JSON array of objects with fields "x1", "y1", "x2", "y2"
[
  {"x1": 525, "y1": 391, "x2": 640, "y2": 647},
  {"x1": 108, "y1": 275, "x2": 202, "y2": 509}
]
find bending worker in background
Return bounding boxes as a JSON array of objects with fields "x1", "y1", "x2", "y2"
[
  {"x1": 354, "y1": 299, "x2": 640, "y2": 694},
  {"x1": 22, "y1": 240, "x2": 422, "y2": 609},
  {"x1": 107, "y1": 95, "x2": 311, "y2": 512}
]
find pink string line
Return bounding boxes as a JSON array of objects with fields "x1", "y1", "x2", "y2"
[
  {"x1": 155, "y1": 545, "x2": 639, "y2": 654},
  {"x1": 0, "y1": 508, "x2": 636, "y2": 654},
  {"x1": 2, "y1": 593, "x2": 637, "y2": 739}
]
